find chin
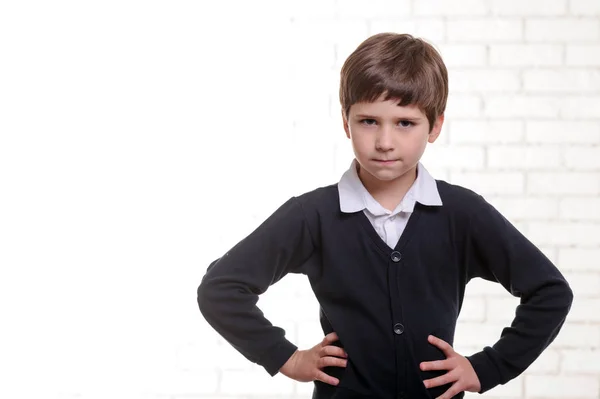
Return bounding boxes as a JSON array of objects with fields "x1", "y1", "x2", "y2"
[{"x1": 368, "y1": 169, "x2": 404, "y2": 181}]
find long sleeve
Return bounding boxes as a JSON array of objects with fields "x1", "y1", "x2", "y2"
[
  {"x1": 464, "y1": 196, "x2": 574, "y2": 393},
  {"x1": 197, "y1": 196, "x2": 316, "y2": 376}
]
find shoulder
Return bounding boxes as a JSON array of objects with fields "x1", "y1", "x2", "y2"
[
  {"x1": 293, "y1": 183, "x2": 339, "y2": 211},
  {"x1": 433, "y1": 179, "x2": 497, "y2": 224},
  {"x1": 435, "y1": 179, "x2": 511, "y2": 231},
  {"x1": 435, "y1": 179, "x2": 485, "y2": 208}
]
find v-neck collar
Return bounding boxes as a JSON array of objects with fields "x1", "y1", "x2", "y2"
[{"x1": 355, "y1": 201, "x2": 424, "y2": 255}]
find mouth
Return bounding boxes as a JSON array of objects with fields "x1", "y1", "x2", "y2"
[{"x1": 373, "y1": 159, "x2": 399, "y2": 164}]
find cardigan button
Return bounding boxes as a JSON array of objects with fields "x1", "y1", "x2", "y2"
[
  {"x1": 393, "y1": 323, "x2": 404, "y2": 335},
  {"x1": 391, "y1": 251, "x2": 402, "y2": 262}
]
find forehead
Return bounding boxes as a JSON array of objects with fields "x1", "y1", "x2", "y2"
[{"x1": 350, "y1": 98, "x2": 426, "y2": 119}]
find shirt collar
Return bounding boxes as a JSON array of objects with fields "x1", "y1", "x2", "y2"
[{"x1": 338, "y1": 159, "x2": 443, "y2": 215}]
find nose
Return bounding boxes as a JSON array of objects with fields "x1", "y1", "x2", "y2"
[{"x1": 375, "y1": 126, "x2": 394, "y2": 152}]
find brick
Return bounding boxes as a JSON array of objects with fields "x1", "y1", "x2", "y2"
[
  {"x1": 288, "y1": 44, "x2": 335, "y2": 75},
  {"x1": 570, "y1": 0, "x2": 600, "y2": 15},
  {"x1": 297, "y1": 379, "x2": 318, "y2": 395},
  {"x1": 207, "y1": 340, "x2": 256, "y2": 370},
  {"x1": 220, "y1": 370, "x2": 294, "y2": 395},
  {"x1": 560, "y1": 197, "x2": 600, "y2": 220},
  {"x1": 420, "y1": 145, "x2": 485, "y2": 169},
  {"x1": 438, "y1": 44, "x2": 487, "y2": 67},
  {"x1": 567, "y1": 45, "x2": 600, "y2": 66},
  {"x1": 458, "y1": 296, "x2": 486, "y2": 322},
  {"x1": 453, "y1": 344, "x2": 482, "y2": 360},
  {"x1": 486, "y1": 297, "x2": 519, "y2": 322},
  {"x1": 291, "y1": 19, "x2": 366, "y2": 71},
  {"x1": 414, "y1": 0, "x2": 489, "y2": 16},
  {"x1": 369, "y1": 19, "x2": 445, "y2": 42},
  {"x1": 561, "y1": 96, "x2": 600, "y2": 119},
  {"x1": 308, "y1": 19, "x2": 370, "y2": 48},
  {"x1": 445, "y1": 94, "x2": 482, "y2": 118},
  {"x1": 561, "y1": 350, "x2": 600, "y2": 374},
  {"x1": 454, "y1": 322, "x2": 507, "y2": 347},
  {"x1": 281, "y1": 0, "x2": 336, "y2": 18},
  {"x1": 177, "y1": 341, "x2": 219, "y2": 372},
  {"x1": 528, "y1": 222, "x2": 600, "y2": 246},
  {"x1": 527, "y1": 349, "x2": 561, "y2": 373},
  {"x1": 484, "y1": 96, "x2": 560, "y2": 117},
  {"x1": 525, "y1": 18, "x2": 600, "y2": 41},
  {"x1": 526, "y1": 121, "x2": 600, "y2": 144},
  {"x1": 450, "y1": 171, "x2": 525, "y2": 195},
  {"x1": 538, "y1": 246, "x2": 558, "y2": 263},
  {"x1": 525, "y1": 375, "x2": 599, "y2": 398},
  {"x1": 465, "y1": 278, "x2": 510, "y2": 296},
  {"x1": 563, "y1": 271, "x2": 600, "y2": 297},
  {"x1": 155, "y1": 370, "x2": 218, "y2": 395},
  {"x1": 523, "y1": 69, "x2": 600, "y2": 93},
  {"x1": 447, "y1": 19, "x2": 522, "y2": 42},
  {"x1": 490, "y1": 44, "x2": 563, "y2": 66},
  {"x1": 513, "y1": 220, "x2": 528, "y2": 235},
  {"x1": 480, "y1": 375, "x2": 524, "y2": 398},
  {"x1": 491, "y1": 0, "x2": 567, "y2": 16},
  {"x1": 559, "y1": 248, "x2": 600, "y2": 271},
  {"x1": 449, "y1": 69, "x2": 521, "y2": 92},
  {"x1": 565, "y1": 299, "x2": 600, "y2": 323},
  {"x1": 527, "y1": 172, "x2": 600, "y2": 195},
  {"x1": 565, "y1": 147, "x2": 600, "y2": 169},
  {"x1": 260, "y1": 288, "x2": 318, "y2": 324},
  {"x1": 449, "y1": 121, "x2": 524, "y2": 144},
  {"x1": 553, "y1": 325, "x2": 600, "y2": 349},
  {"x1": 346, "y1": 0, "x2": 412, "y2": 20},
  {"x1": 333, "y1": 142, "x2": 358, "y2": 178},
  {"x1": 487, "y1": 145, "x2": 562, "y2": 169},
  {"x1": 486, "y1": 196, "x2": 559, "y2": 220},
  {"x1": 435, "y1": 122, "x2": 451, "y2": 145},
  {"x1": 338, "y1": 0, "x2": 411, "y2": 18},
  {"x1": 297, "y1": 321, "x2": 325, "y2": 349}
]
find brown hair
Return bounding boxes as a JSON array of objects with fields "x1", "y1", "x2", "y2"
[{"x1": 339, "y1": 33, "x2": 448, "y2": 130}]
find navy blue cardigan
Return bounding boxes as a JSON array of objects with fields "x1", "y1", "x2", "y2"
[{"x1": 197, "y1": 180, "x2": 573, "y2": 399}]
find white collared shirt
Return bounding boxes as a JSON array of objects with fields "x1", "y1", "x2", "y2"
[{"x1": 338, "y1": 159, "x2": 443, "y2": 249}]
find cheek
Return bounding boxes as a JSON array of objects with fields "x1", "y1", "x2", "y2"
[
  {"x1": 402, "y1": 135, "x2": 428, "y2": 156},
  {"x1": 350, "y1": 132, "x2": 370, "y2": 149}
]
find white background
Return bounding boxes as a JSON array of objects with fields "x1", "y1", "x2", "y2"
[{"x1": 0, "y1": 1, "x2": 599, "y2": 398}]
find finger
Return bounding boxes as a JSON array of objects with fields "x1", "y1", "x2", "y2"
[
  {"x1": 321, "y1": 332, "x2": 339, "y2": 346},
  {"x1": 420, "y1": 359, "x2": 452, "y2": 371},
  {"x1": 428, "y1": 335, "x2": 455, "y2": 357},
  {"x1": 314, "y1": 369, "x2": 339, "y2": 386},
  {"x1": 318, "y1": 355, "x2": 348, "y2": 369},
  {"x1": 321, "y1": 345, "x2": 348, "y2": 358},
  {"x1": 423, "y1": 370, "x2": 459, "y2": 389},
  {"x1": 436, "y1": 381, "x2": 463, "y2": 399}
]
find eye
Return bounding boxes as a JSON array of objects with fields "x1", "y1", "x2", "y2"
[
  {"x1": 360, "y1": 118, "x2": 377, "y2": 126},
  {"x1": 399, "y1": 120, "x2": 413, "y2": 128}
]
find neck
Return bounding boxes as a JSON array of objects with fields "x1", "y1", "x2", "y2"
[{"x1": 357, "y1": 163, "x2": 418, "y2": 212}]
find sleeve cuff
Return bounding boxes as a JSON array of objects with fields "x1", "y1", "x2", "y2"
[
  {"x1": 466, "y1": 349, "x2": 501, "y2": 394},
  {"x1": 259, "y1": 338, "x2": 299, "y2": 376}
]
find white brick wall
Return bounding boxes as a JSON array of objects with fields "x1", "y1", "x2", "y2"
[{"x1": 1, "y1": 1, "x2": 598, "y2": 399}]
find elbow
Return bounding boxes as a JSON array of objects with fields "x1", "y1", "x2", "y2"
[
  {"x1": 562, "y1": 281, "x2": 574, "y2": 315},
  {"x1": 197, "y1": 278, "x2": 214, "y2": 317},
  {"x1": 197, "y1": 258, "x2": 221, "y2": 316}
]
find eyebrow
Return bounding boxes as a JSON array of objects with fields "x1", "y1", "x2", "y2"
[{"x1": 355, "y1": 114, "x2": 423, "y2": 121}]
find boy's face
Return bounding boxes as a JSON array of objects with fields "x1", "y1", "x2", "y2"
[{"x1": 342, "y1": 95, "x2": 443, "y2": 185}]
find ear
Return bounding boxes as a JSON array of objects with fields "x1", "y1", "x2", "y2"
[
  {"x1": 342, "y1": 109, "x2": 351, "y2": 139},
  {"x1": 428, "y1": 114, "x2": 444, "y2": 144}
]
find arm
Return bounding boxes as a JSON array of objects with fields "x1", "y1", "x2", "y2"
[
  {"x1": 464, "y1": 196, "x2": 573, "y2": 393},
  {"x1": 197, "y1": 196, "x2": 316, "y2": 376}
]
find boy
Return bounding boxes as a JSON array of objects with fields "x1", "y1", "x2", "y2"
[{"x1": 197, "y1": 33, "x2": 573, "y2": 399}]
